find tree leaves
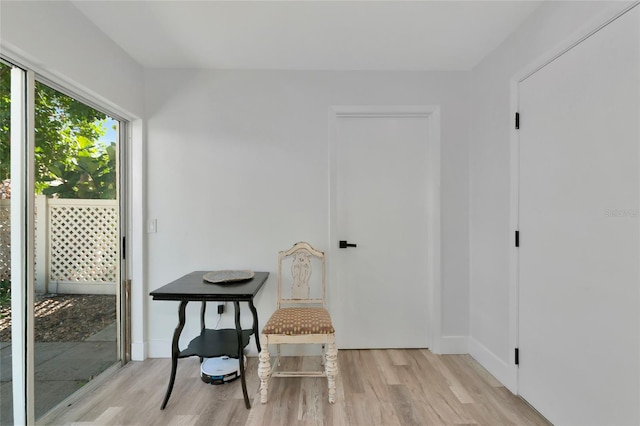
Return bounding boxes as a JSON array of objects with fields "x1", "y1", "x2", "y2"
[{"x1": 0, "y1": 63, "x2": 116, "y2": 199}]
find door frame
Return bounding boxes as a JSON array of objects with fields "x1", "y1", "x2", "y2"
[
  {"x1": 10, "y1": 63, "x2": 35, "y2": 426},
  {"x1": 508, "y1": 2, "x2": 640, "y2": 394},
  {"x1": 327, "y1": 105, "x2": 442, "y2": 352}
]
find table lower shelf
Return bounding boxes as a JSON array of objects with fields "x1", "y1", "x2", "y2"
[{"x1": 178, "y1": 328, "x2": 253, "y2": 359}]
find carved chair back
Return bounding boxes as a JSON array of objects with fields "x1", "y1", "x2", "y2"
[{"x1": 277, "y1": 242, "x2": 326, "y2": 309}]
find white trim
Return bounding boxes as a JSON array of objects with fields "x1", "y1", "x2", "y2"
[
  {"x1": 116, "y1": 120, "x2": 124, "y2": 363},
  {"x1": 468, "y1": 337, "x2": 517, "y2": 393},
  {"x1": 508, "y1": 78, "x2": 520, "y2": 392},
  {"x1": 10, "y1": 67, "x2": 36, "y2": 426},
  {"x1": 637, "y1": 9, "x2": 640, "y2": 421},
  {"x1": 10, "y1": 65, "x2": 28, "y2": 426},
  {"x1": 129, "y1": 119, "x2": 146, "y2": 361},
  {"x1": 428, "y1": 108, "x2": 442, "y2": 353},
  {"x1": 131, "y1": 342, "x2": 147, "y2": 361},
  {"x1": 327, "y1": 105, "x2": 442, "y2": 352},
  {"x1": 508, "y1": 1, "x2": 640, "y2": 397},
  {"x1": 25, "y1": 69, "x2": 36, "y2": 426}
]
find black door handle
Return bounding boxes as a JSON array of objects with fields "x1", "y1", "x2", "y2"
[{"x1": 339, "y1": 240, "x2": 357, "y2": 249}]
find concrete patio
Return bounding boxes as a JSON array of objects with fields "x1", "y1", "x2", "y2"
[{"x1": 0, "y1": 322, "x2": 117, "y2": 425}]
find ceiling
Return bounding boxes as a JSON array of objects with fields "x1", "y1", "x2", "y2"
[{"x1": 71, "y1": 0, "x2": 541, "y2": 71}]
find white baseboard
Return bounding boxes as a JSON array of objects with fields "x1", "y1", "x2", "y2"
[
  {"x1": 468, "y1": 336, "x2": 517, "y2": 393},
  {"x1": 131, "y1": 341, "x2": 146, "y2": 361},
  {"x1": 436, "y1": 335, "x2": 468, "y2": 354}
]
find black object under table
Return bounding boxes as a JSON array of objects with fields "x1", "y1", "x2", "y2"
[{"x1": 150, "y1": 271, "x2": 269, "y2": 409}]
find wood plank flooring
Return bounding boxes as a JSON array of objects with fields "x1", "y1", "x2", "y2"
[{"x1": 39, "y1": 350, "x2": 551, "y2": 426}]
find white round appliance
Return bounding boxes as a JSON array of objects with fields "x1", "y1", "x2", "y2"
[{"x1": 200, "y1": 355, "x2": 246, "y2": 385}]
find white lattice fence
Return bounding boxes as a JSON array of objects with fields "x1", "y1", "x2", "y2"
[
  {"x1": 47, "y1": 199, "x2": 118, "y2": 294},
  {"x1": 0, "y1": 198, "x2": 117, "y2": 293},
  {"x1": 0, "y1": 200, "x2": 10, "y2": 282},
  {"x1": 0, "y1": 199, "x2": 38, "y2": 285}
]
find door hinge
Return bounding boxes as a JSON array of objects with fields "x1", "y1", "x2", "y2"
[
  {"x1": 122, "y1": 236, "x2": 126, "y2": 260},
  {"x1": 515, "y1": 112, "x2": 520, "y2": 129},
  {"x1": 515, "y1": 348, "x2": 520, "y2": 365},
  {"x1": 515, "y1": 230, "x2": 520, "y2": 248}
]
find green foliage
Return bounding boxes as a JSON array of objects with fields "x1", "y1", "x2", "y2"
[
  {"x1": 0, "y1": 63, "x2": 10, "y2": 178},
  {"x1": 40, "y1": 137, "x2": 117, "y2": 199},
  {"x1": 0, "y1": 280, "x2": 9, "y2": 307},
  {"x1": 0, "y1": 64, "x2": 116, "y2": 199}
]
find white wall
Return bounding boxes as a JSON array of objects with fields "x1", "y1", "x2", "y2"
[
  {"x1": 468, "y1": 0, "x2": 637, "y2": 390},
  {"x1": 144, "y1": 70, "x2": 470, "y2": 356},
  {"x1": 0, "y1": 0, "x2": 144, "y2": 118}
]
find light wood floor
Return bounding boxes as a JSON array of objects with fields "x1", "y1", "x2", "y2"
[{"x1": 40, "y1": 350, "x2": 550, "y2": 426}]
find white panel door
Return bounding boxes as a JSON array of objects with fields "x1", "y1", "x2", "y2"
[
  {"x1": 332, "y1": 113, "x2": 430, "y2": 349},
  {"x1": 518, "y1": 7, "x2": 640, "y2": 425}
]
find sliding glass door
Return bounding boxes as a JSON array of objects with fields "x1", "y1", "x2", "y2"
[
  {"x1": 1, "y1": 59, "x2": 127, "y2": 425},
  {"x1": 0, "y1": 59, "x2": 16, "y2": 426},
  {"x1": 32, "y1": 80, "x2": 121, "y2": 420}
]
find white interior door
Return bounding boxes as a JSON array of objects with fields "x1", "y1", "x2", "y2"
[
  {"x1": 331, "y1": 111, "x2": 431, "y2": 349},
  {"x1": 518, "y1": 7, "x2": 640, "y2": 425}
]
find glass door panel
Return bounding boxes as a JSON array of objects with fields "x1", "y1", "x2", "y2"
[{"x1": 32, "y1": 81, "x2": 119, "y2": 420}]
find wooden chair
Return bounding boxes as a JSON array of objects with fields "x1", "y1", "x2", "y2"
[{"x1": 258, "y1": 241, "x2": 338, "y2": 404}]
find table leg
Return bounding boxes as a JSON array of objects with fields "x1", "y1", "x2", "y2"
[
  {"x1": 199, "y1": 302, "x2": 207, "y2": 363},
  {"x1": 161, "y1": 300, "x2": 187, "y2": 410},
  {"x1": 248, "y1": 299, "x2": 261, "y2": 353},
  {"x1": 200, "y1": 301, "x2": 207, "y2": 332},
  {"x1": 235, "y1": 301, "x2": 251, "y2": 409}
]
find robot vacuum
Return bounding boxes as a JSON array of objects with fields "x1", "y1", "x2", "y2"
[{"x1": 200, "y1": 355, "x2": 247, "y2": 385}]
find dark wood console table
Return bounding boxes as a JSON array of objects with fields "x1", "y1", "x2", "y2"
[{"x1": 150, "y1": 271, "x2": 269, "y2": 409}]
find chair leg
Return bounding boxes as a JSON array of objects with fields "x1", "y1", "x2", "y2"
[
  {"x1": 325, "y1": 337, "x2": 338, "y2": 404},
  {"x1": 258, "y1": 341, "x2": 271, "y2": 404}
]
